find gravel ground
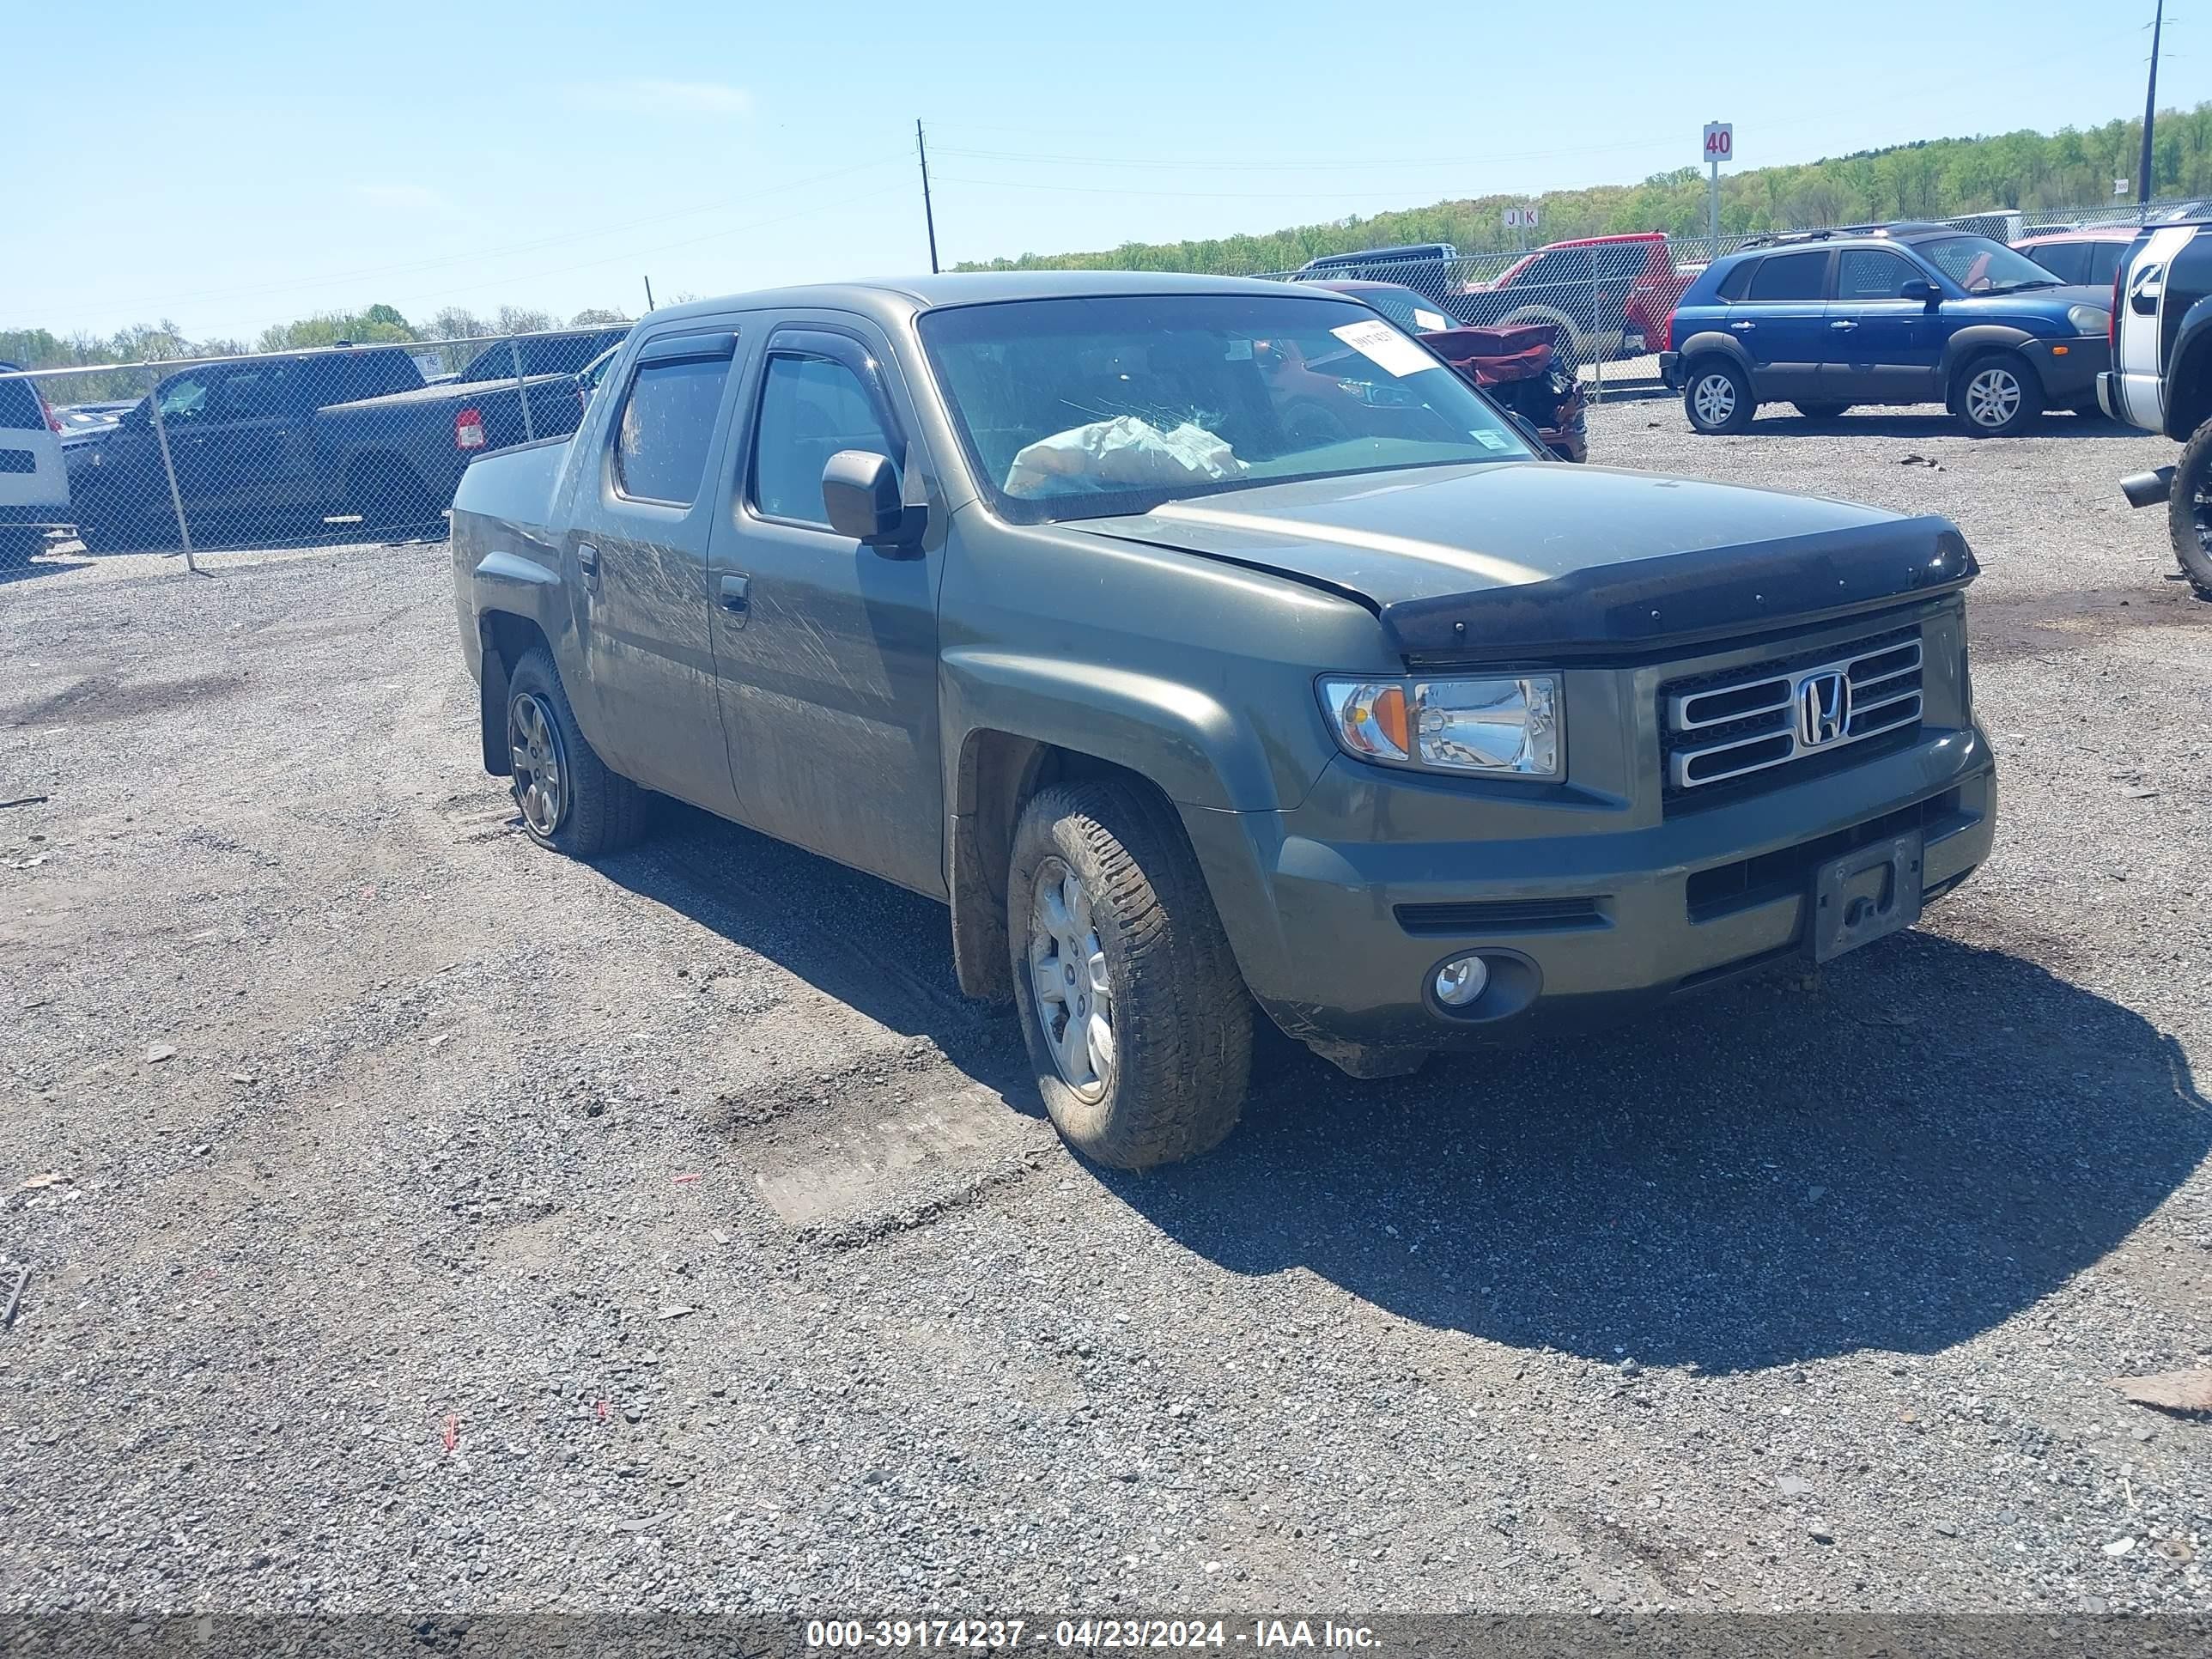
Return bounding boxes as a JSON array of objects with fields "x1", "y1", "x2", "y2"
[{"x1": 2, "y1": 401, "x2": 2209, "y2": 1618}]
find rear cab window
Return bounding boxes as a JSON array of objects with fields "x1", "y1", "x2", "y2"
[{"x1": 613, "y1": 355, "x2": 734, "y2": 507}]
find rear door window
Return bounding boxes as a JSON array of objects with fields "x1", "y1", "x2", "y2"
[
  {"x1": 613, "y1": 356, "x2": 733, "y2": 506},
  {"x1": 749, "y1": 356, "x2": 896, "y2": 529},
  {"x1": 1518, "y1": 247, "x2": 1594, "y2": 287},
  {"x1": 1745, "y1": 251, "x2": 1831, "y2": 301},
  {"x1": 2027, "y1": 242, "x2": 2087, "y2": 284}
]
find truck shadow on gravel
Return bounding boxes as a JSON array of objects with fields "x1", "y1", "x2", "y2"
[
  {"x1": 607, "y1": 807, "x2": 2208, "y2": 1374},
  {"x1": 1102, "y1": 930, "x2": 2211, "y2": 1374}
]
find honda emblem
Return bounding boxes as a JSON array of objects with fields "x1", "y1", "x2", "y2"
[{"x1": 1796, "y1": 672, "x2": 1850, "y2": 747}]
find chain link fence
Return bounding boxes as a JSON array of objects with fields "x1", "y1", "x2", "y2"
[{"x1": 0, "y1": 325, "x2": 627, "y2": 583}]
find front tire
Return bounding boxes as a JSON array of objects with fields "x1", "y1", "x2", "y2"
[
  {"x1": 1954, "y1": 353, "x2": 2042, "y2": 437},
  {"x1": 504, "y1": 646, "x2": 649, "y2": 857},
  {"x1": 1684, "y1": 359, "x2": 1755, "y2": 434},
  {"x1": 2166, "y1": 418, "x2": 2212, "y2": 599},
  {"x1": 1006, "y1": 781, "x2": 1252, "y2": 1170}
]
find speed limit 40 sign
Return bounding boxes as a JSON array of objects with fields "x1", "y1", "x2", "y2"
[{"x1": 1703, "y1": 122, "x2": 1735, "y2": 164}]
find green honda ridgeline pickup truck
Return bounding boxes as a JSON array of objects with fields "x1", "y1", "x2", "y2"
[{"x1": 450, "y1": 272, "x2": 1996, "y2": 1169}]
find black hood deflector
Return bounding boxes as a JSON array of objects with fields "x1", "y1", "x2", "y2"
[{"x1": 1382, "y1": 516, "x2": 1975, "y2": 661}]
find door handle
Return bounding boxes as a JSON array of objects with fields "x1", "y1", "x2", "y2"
[
  {"x1": 1729, "y1": 320, "x2": 1756, "y2": 331},
  {"x1": 1829, "y1": 319, "x2": 1858, "y2": 331},
  {"x1": 576, "y1": 543, "x2": 599, "y2": 596},
  {"x1": 719, "y1": 573, "x2": 750, "y2": 622}
]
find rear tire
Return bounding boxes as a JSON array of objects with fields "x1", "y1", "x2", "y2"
[
  {"x1": 2165, "y1": 418, "x2": 2212, "y2": 600},
  {"x1": 1793, "y1": 400, "x2": 1851, "y2": 420},
  {"x1": 1953, "y1": 352, "x2": 2042, "y2": 437},
  {"x1": 1006, "y1": 780, "x2": 1252, "y2": 1170},
  {"x1": 503, "y1": 646, "x2": 650, "y2": 857},
  {"x1": 1684, "y1": 359, "x2": 1755, "y2": 434}
]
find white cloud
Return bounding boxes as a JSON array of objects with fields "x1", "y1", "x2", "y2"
[
  {"x1": 355, "y1": 183, "x2": 458, "y2": 216},
  {"x1": 574, "y1": 78, "x2": 752, "y2": 118}
]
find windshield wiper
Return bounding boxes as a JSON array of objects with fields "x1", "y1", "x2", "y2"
[{"x1": 1983, "y1": 279, "x2": 2062, "y2": 294}]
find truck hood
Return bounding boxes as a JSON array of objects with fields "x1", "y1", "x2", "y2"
[{"x1": 1079, "y1": 461, "x2": 1973, "y2": 660}]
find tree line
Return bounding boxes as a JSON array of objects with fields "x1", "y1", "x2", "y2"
[
  {"x1": 957, "y1": 105, "x2": 2212, "y2": 276},
  {"x1": 0, "y1": 304, "x2": 634, "y2": 403}
]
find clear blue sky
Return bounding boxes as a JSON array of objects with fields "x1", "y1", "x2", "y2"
[{"x1": 9, "y1": 0, "x2": 2194, "y2": 343}]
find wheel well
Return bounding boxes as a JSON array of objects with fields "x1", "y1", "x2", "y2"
[
  {"x1": 2169, "y1": 340, "x2": 2212, "y2": 439},
  {"x1": 477, "y1": 611, "x2": 549, "y2": 775},
  {"x1": 1680, "y1": 349, "x2": 1741, "y2": 383},
  {"x1": 948, "y1": 733, "x2": 1164, "y2": 1001}
]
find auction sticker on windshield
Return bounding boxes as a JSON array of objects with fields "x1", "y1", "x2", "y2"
[{"x1": 1331, "y1": 319, "x2": 1437, "y2": 377}]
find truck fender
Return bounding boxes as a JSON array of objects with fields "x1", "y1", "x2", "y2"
[
  {"x1": 1938, "y1": 325, "x2": 2039, "y2": 393},
  {"x1": 470, "y1": 551, "x2": 567, "y2": 775},
  {"x1": 1672, "y1": 330, "x2": 1753, "y2": 377},
  {"x1": 2160, "y1": 294, "x2": 2212, "y2": 440},
  {"x1": 940, "y1": 649, "x2": 1291, "y2": 1000}
]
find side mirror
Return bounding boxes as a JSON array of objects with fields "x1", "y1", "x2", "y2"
[
  {"x1": 1900, "y1": 279, "x2": 1942, "y2": 307},
  {"x1": 822, "y1": 449, "x2": 909, "y2": 544}
]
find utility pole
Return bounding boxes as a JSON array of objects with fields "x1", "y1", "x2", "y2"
[
  {"x1": 2140, "y1": 0, "x2": 2166, "y2": 209},
  {"x1": 642, "y1": 274, "x2": 656, "y2": 313},
  {"x1": 916, "y1": 118, "x2": 941, "y2": 274}
]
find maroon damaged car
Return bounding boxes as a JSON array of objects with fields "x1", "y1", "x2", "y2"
[{"x1": 1310, "y1": 279, "x2": 1589, "y2": 462}]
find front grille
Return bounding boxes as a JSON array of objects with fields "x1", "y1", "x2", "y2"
[
  {"x1": 0, "y1": 449, "x2": 34, "y2": 475},
  {"x1": 1660, "y1": 625, "x2": 1923, "y2": 802},
  {"x1": 1395, "y1": 896, "x2": 1606, "y2": 936}
]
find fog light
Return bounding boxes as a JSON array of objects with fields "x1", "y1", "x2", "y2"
[{"x1": 1433, "y1": 954, "x2": 1489, "y2": 1007}]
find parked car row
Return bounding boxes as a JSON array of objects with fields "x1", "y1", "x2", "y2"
[{"x1": 0, "y1": 327, "x2": 632, "y2": 560}]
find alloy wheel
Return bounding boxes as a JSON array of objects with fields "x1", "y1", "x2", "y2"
[
  {"x1": 1965, "y1": 366, "x2": 2023, "y2": 428},
  {"x1": 1692, "y1": 373, "x2": 1737, "y2": 427},
  {"x1": 508, "y1": 691, "x2": 567, "y2": 837},
  {"x1": 1026, "y1": 857, "x2": 1114, "y2": 1102}
]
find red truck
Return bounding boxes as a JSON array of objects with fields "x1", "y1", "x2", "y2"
[{"x1": 1461, "y1": 232, "x2": 1693, "y2": 364}]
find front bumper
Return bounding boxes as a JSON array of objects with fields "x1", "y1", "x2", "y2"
[
  {"x1": 2022, "y1": 335, "x2": 2108, "y2": 404},
  {"x1": 1183, "y1": 726, "x2": 1996, "y2": 1056}
]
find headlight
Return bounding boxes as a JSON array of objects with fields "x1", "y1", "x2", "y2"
[
  {"x1": 2068, "y1": 304, "x2": 2112, "y2": 336},
  {"x1": 1319, "y1": 675, "x2": 1562, "y2": 778}
]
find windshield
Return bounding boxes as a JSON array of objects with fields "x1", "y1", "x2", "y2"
[
  {"x1": 1352, "y1": 286, "x2": 1461, "y2": 335},
  {"x1": 918, "y1": 294, "x2": 1533, "y2": 523},
  {"x1": 1914, "y1": 234, "x2": 2063, "y2": 293}
]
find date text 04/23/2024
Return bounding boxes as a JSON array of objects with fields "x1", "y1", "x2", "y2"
[{"x1": 803, "y1": 1622, "x2": 1381, "y2": 1650}]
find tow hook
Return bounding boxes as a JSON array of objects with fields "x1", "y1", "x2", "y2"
[{"x1": 2120, "y1": 465, "x2": 2175, "y2": 509}]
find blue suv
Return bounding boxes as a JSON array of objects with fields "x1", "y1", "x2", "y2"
[{"x1": 1660, "y1": 222, "x2": 2113, "y2": 437}]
